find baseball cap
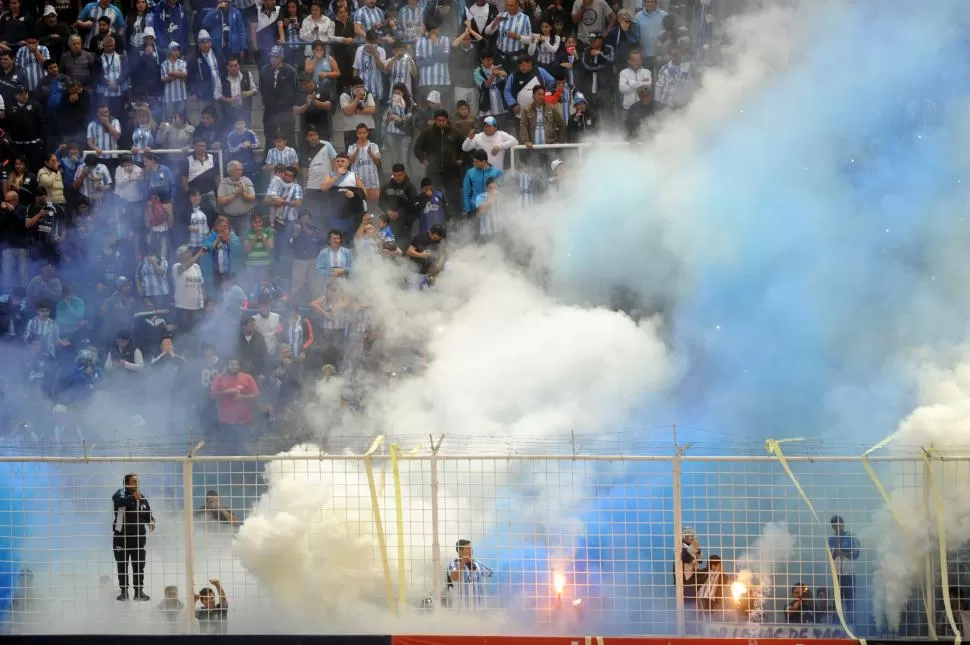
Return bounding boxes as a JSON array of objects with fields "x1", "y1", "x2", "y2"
[
  {"x1": 168, "y1": 41, "x2": 181, "y2": 52},
  {"x1": 43, "y1": 5, "x2": 57, "y2": 16},
  {"x1": 116, "y1": 276, "x2": 130, "y2": 289},
  {"x1": 483, "y1": 116, "x2": 497, "y2": 127},
  {"x1": 270, "y1": 45, "x2": 285, "y2": 58}
]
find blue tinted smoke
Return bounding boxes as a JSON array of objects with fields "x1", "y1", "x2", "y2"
[
  {"x1": 484, "y1": 0, "x2": 970, "y2": 634},
  {"x1": 0, "y1": 462, "x2": 49, "y2": 626}
]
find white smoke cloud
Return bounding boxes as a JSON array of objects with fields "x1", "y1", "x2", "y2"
[{"x1": 871, "y1": 350, "x2": 970, "y2": 628}]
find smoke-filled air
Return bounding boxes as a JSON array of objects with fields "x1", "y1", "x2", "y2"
[{"x1": 5, "y1": 0, "x2": 970, "y2": 638}]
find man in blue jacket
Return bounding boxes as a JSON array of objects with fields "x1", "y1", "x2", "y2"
[
  {"x1": 153, "y1": 0, "x2": 189, "y2": 55},
  {"x1": 201, "y1": 0, "x2": 248, "y2": 61},
  {"x1": 462, "y1": 148, "x2": 502, "y2": 216},
  {"x1": 112, "y1": 473, "x2": 156, "y2": 602}
]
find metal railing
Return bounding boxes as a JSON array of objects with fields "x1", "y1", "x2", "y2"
[
  {"x1": 81, "y1": 148, "x2": 226, "y2": 182},
  {"x1": 0, "y1": 440, "x2": 964, "y2": 638},
  {"x1": 509, "y1": 141, "x2": 632, "y2": 174}
]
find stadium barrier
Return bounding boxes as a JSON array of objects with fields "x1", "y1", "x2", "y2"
[
  {"x1": 0, "y1": 445, "x2": 965, "y2": 637},
  {"x1": 81, "y1": 148, "x2": 226, "y2": 183}
]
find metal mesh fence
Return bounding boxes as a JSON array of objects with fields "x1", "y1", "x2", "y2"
[{"x1": 0, "y1": 452, "x2": 960, "y2": 637}]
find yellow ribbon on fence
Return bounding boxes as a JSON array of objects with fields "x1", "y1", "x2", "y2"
[
  {"x1": 765, "y1": 438, "x2": 862, "y2": 644},
  {"x1": 390, "y1": 444, "x2": 407, "y2": 613},
  {"x1": 363, "y1": 435, "x2": 395, "y2": 611},
  {"x1": 922, "y1": 449, "x2": 962, "y2": 645},
  {"x1": 861, "y1": 432, "x2": 936, "y2": 639}
]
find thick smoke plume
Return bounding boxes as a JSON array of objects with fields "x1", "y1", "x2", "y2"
[{"x1": 7, "y1": 0, "x2": 970, "y2": 635}]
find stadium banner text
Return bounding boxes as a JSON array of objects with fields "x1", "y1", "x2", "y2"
[
  {"x1": 701, "y1": 624, "x2": 850, "y2": 639},
  {"x1": 393, "y1": 635, "x2": 856, "y2": 645}
]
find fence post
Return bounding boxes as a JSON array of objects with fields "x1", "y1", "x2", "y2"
[
  {"x1": 181, "y1": 455, "x2": 196, "y2": 634},
  {"x1": 430, "y1": 435, "x2": 445, "y2": 612},
  {"x1": 923, "y1": 460, "x2": 938, "y2": 638},
  {"x1": 672, "y1": 424, "x2": 686, "y2": 636}
]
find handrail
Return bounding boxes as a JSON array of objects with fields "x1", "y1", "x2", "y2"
[{"x1": 82, "y1": 148, "x2": 226, "y2": 181}]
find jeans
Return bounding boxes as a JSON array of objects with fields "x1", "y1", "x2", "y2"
[
  {"x1": 383, "y1": 134, "x2": 412, "y2": 178},
  {"x1": 2, "y1": 248, "x2": 28, "y2": 293}
]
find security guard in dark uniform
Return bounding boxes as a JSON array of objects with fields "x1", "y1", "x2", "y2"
[
  {"x1": 6, "y1": 85, "x2": 45, "y2": 171},
  {"x1": 111, "y1": 473, "x2": 155, "y2": 601}
]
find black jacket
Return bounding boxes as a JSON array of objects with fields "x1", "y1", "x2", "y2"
[
  {"x1": 188, "y1": 48, "x2": 225, "y2": 100},
  {"x1": 237, "y1": 331, "x2": 268, "y2": 378},
  {"x1": 413, "y1": 125, "x2": 463, "y2": 174},
  {"x1": 5, "y1": 99, "x2": 45, "y2": 142},
  {"x1": 258, "y1": 62, "x2": 299, "y2": 112},
  {"x1": 112, "y1": 488, "x2": 154, "y2": 538},
  {"x1": 379, "y1": 176, "x2": 419, "y2": 229},
  {"x1": 0, "y1": 203, "x2": 29, "y2": 249}
]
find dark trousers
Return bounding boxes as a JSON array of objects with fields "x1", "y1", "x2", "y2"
[
  {"x1": 263, "y1": 108, "x2": 296, "y2": 143},
  {"x1": 113, "y1": 534, "x2": 146, "y2": 592}
]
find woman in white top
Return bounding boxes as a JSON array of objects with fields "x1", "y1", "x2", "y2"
[{"x1": 300, "y1": 3, "x2": 335, "y2": 57}]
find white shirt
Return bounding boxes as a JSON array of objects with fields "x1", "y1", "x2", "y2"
[
  {"x1": 172, "y1": 262, "x2": 205, "y2": 310},
  {"x1": 114, "y1": 164, "x2": 144, "y2": 202},
  {"x1": 618, "y1": 66, "x2": 652, "y2": 110},
  {"x1": 254, "y1": 311, "x2": 281, "y2": 354},
  {"x1": 462, "y1": 130, "x2": 519, "y2": 168}
]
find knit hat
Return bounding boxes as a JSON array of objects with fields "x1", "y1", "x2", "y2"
[
  {"x1": 483, "y1": 115, "x2": 497, "y2": 127},
  {"x1": 426, "y1": 90, "x2": 441, "y2": 104},
  {"x1": 143, "y1": 26, "x2": 156, "y2": 39},
  {"x1": 573, "y1": 92, "x2": 588, "y2": 106},
  {"x1": 270, "y1": 44, "x2": 285, "y2": 58},
  {"x1": 197, "y1": 29, "x2": 212, "y2": 42}
]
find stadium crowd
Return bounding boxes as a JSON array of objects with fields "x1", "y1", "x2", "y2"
[{"x1": 0, "y1": 0, "x2": 704, "y2": 451}]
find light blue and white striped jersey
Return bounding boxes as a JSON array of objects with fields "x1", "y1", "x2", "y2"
[
  {"x1": 386, "y1": 54, "x2": 414, "y2": 98},
  {"x1": 353, "y1": 5, "x2": 384, "y2": 31},
  {"x1": 398, "y1": 2, "x2": 425, "y2": 40},
  {"x1": 446, "y1": 559, "x2": 494, "y2": 610},
  {"x1": 353, "y1": 45, "x2": 387, "y2": 100},
  {"x1": 24, "y1": 316, "x2": 59, "y2": 356},
  {"x1": 517, "y1": 170, "x2": 533, "y2": 208},
  {"x1": 99, "y1": 52, "x2": 126, "y2": 97},
  {"x1": 265, "y1": 146, "x2": 299, "y2": 168},
  {"x1": 532, "y1": 109, "x2": 545, "y2": 144},
  {"x1": 318, "y1": 299, "x2": 346, "y2": 330},
  {"x1": 268, "y1": 179, "x2": 304, "y2": 223},
  {"x1": 473, "y1": 65, "x2": 506, "y2": 116},
  {"x1": 75, "y1": 163, "x2": 113, "y2": 201},
  {"x1": 414, "y1": 34, "x2": 450, "y2": 87},
  {"x1": 161, "y1": 58, "x2": 188, "y2": 104},
  {"x1": 87, "y1": 118, "x2": 122, "y2": 157},
  {"x1": 137, "y1": 256, "x2": 170, "y2": 297},
  {"x1": 15, "y1": 45, "x2": 50, "y2": 91},
  {"x1": 131, "y1": 125, "x2": 155, "y2": 164},
  {"x1": 79, "y1": 2, "x2": 124, "y2": 47},
  {"x1": 493, "y1": 11, "x2": 531, "y2": 55},
  {"x1": 473, "y1": 190, "x2": 502, "y2": 237}
]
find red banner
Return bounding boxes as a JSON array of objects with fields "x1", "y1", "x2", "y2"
[{"x1": 393, "y1": 636, "x2": 857, "y2": 645}]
